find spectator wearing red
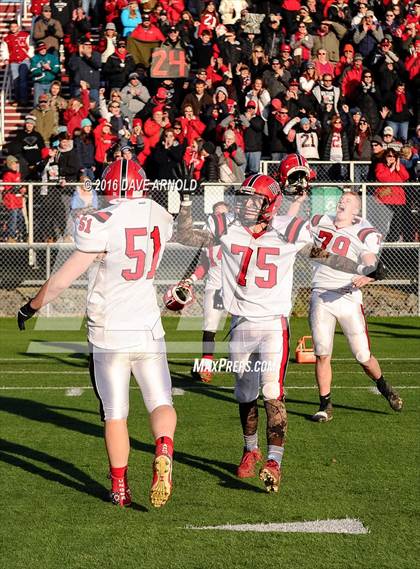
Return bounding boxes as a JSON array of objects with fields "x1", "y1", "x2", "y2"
[
  {"x1": 341, "y1": 52, "x2": 364, "y2": 104},
  {"x1": 160, "y1": 0, "x2": 185, "y2": 25},
  {"x1": 313, "y1": 47, "x2": 336, "y2": 77},
  {"x1": 143, "y1": 106, "x2": 171, "y2": 149},
  {"x1": 198, "y1": 1, "x2": 219, "y2": 37},
  {"x1": 281, "y1": 0, "x2": 302, "y2": 35},
  {"x1": 374, "y1": 147, "x2": 411, "y2": 241},
  {"x1": 93, "y1": 119, "x2": 118, "y2": 174},
  {"x1": 184, "y1": 137, "x2": 204, "y2": 180},
  {"x1": 290, "y1": 21, "x2": 313, "y2": 65},
  {"x1": 384, "y1": 82, "x2": 412, "y2": 142},
  {"x1": 404, "y1": 39, "x2": 420, "y2": 81},
  {"x1": 104, "y1": 0, "x2": 127, "y2": 26},
  {"x1": 63, "y1": 82, "x2": 90, "y2": 136},
  {"x1": 177, "y1": 104, "x2": 206, "y2": 146},
  {"x1": 130, "y1": 13, "x2": 166, "y2": 42},
  {"x1": 129, "y1": 13, "x2": 165, "y2": 67},
  {"x1": 0, "y1": 20, "x2": 33, "y2": 106},
  {"x1": 1, "y1": 156, "x2": 26, "y2": 242},
  {"x1": 334, "y1": 43, "x2": 354, "y2": 78}
]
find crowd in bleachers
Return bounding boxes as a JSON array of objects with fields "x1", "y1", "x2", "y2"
[{"x1": 0, "y1": 0, "x2": 419, "y2": 242}]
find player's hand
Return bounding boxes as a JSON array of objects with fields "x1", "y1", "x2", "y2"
[
  {"x1": 17, "y1": 301, "x2": 37, "y2": 330},
  {"x1": 352, "y1": 275, "x2": 374, "y2": 288}
]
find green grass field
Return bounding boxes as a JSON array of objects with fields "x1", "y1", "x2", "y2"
[{"x1": 0, "y1": 316, "x2": 419, "y2": 569}]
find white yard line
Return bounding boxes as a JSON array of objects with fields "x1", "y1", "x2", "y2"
[
  {"x1": 0, "y1": 385, "x2": 418, "y2": 391},
  {"x1": 186, "y1": 518, "x2": 369, "y2": 534}
]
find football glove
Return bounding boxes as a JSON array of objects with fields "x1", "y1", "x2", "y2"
[
  {"x1": 360, "y1": 259, "x2": 387, "y2": 281},
  {"x1": 17, "y1": 301, "x2": 37, "y2": 331}
]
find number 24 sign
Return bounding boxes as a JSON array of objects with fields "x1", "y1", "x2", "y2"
[{"x1": 151, "y1": 47, "x2": 190, "y2": 78}]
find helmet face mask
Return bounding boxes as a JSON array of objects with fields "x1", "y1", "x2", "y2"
[
  {"x1": 278, "y1": 153, "x2": 312, "y2": 196},
  {"x1": 235, "y1": 175, "x2": 282, "y2": 226}
]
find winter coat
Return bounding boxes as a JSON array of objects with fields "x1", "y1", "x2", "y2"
[
  {"x1": 216, "y1": 143, "x2": 245, "y2": 183},
  {"x1": 103, "y1": 52, "x2": 136, "y2": 89},
  {"x1": 199, "y1": 154, "x2": 220, "y2": 183},
  {"x1": 74, "y1": 135, "x2": 96, "y2": 169},
  {"x1": 374, "y1": 162, "x2": 409, "y2": 205},
  {"x1": 93, "y1": 123, "x2": 118, "y2": 163},
  {"x1": 149, "y1": 141, "x2": 186, "y2": 180},
  {"x1": 63, "y1": 89, "x2": 90, "y2": 136},
  {"x1": 30, "y1": 52, "x2": 60, "y2": 84},
  {"x1": 241, "y1": 115, "x2": 265, "y2": 152},
  {"x1": 181, "y1": 91, "x2": 213, "y2": 119},
  {"x1": 121, "y1": 7, "x2": 142, "y2": 36},
  {"x1": 31, "y1": 107, "x2": 57, "y2": 144},
  {"x1": 1, "y1": 170, "x2": 24, "y2": 209},
  {"x1": 56, "y1": 145, "x2": 81, "y2": 182},
  {"x1": 32, "y1": 16, "x2": 64, "y2": 52},
  {"x1": 68, "y1": 51, "x2": 102, "y2": 90},
  {"x1": 312, "y1": 22, "x2": 347, "y2": 62}
]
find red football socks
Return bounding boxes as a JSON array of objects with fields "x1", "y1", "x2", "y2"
[{"x1": 155, "y1": 436, "x2": 174, "y2": 458}]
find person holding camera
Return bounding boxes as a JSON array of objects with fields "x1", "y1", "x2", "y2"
[{"x1": 32, "y1": 4, "x2": 64, "y2": 53}]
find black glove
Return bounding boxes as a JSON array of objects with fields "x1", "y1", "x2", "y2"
[{"x1": 17, "y1": 301, "x2": 37, "y2": 331}]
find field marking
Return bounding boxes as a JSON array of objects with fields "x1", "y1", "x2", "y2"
[
  {"x1": 0, "y1": 370, "x2": 418, "y2": 377},
  {"x1": 65, "y1": 387, "x2": 84, "y2": 397},
  {"x1": 186, "y1": 518, "x2": 369, "y2": 534},
  {"x1": 2, "y1": 356, "x2": 419, "y2": 362},
  {"x1": 0, "y1": 385, "x2": 418, "y2": 391}
]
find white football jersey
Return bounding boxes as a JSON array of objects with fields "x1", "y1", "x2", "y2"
[
  {"x1": 207, "y1": 213, "x2": 312, "y2": 320},
  {"x1": 310, "y1": 214, "x2": 381, "y2": 291},
  {"x1": 75, "y1": 198, "x2": 173, "y2": 349}
]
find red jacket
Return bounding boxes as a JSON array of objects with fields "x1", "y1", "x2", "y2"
[
  {"x1": 131, "y1": 24, "x2": 165, "y2": 42},
  {"x1": 405, "y1": 53, "x2": 420, "y2": 81},
  {"x1": 30, "y1": 0, "x2": 49, "y2": 16},
  {"x1": 374, "y1": 162, "x2": 409, "y2": 205},
  {"x1": 160, "y1": 0, "x2": 184, "y2": 24},
  {"x1": 2, "y1": 31, "x2": 31, "y2": 63},
  {"x1": 177, "y1": 116, "x2": 206, "y2": 146},
  {"x1": 63, "y1": 89, "x2": 90, "y2": 136},
  {"x1": 2, "y1": 170, "x2": 24, "y2": 209},
  {"x1": 184, "y1": 146, "x2": 204, "y2": 180},
  {"x1": 341, "y1": 65, "x2": 363, "y2": 100},
  {"x1": 93, "y1": 123, "x2": 117, "y2": 163}
]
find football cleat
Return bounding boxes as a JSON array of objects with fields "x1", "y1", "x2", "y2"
[
  {"x1": 259, "y1": 460, "x2": 281, "y2": 493},
  {"x1": 237, "y1": 448, "x2": 263, "y2": 478},
  {"x1": 150, "y1": 454, "x2": 173, "y2": 508},
  {"x1": 311, "y1": 402, "x2": 333, "y2": 422},
  {"x1": 378, "y1": 383, "x2": 403, "y2": 412},
  {"x1": 109, "y1": 475, "x2": 132, "y2": 507},
  {"x1": 191, "y1": 358, "x2": 214, "y2": 383}
]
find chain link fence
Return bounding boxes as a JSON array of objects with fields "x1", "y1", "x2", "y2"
[{"x1": 1, "y1": 165, "x2": 420, "y2": 317}]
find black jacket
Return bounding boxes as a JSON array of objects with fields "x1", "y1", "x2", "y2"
[
  {"x1": 242, "y1": 115, "x2": 265, "y2": 152},
  {"x1": 103, "y1": 53, "x2": 136, "y2": 90},
  {"x1": 149, "y1": 141, "x2": 186, "y2": 181},
  {"x1": 199, "y1": 154, "x2": 220, "y2": 183},
  {"x1": 69, "y1": 51, "x2": 101, "y2": 90}
]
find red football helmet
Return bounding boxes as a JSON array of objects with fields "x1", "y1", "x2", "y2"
[
  {"x1": 100, "y1": 159, "x2": 147, "y2": 200},
  {"x1": 235, "y1": 174, "x2": 282, "y2": 225},
  {"x1": 163, "y1": 281, "x2": 195, "y2": 311},
  {"x1": 277, "y1": 153, "x2": 311, "y2": 196}
]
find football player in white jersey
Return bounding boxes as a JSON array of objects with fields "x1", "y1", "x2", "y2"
[
  {"x1": 292, "y1": 190, "x2": 403, "y2": 422},
  {"x1": 187, "y1": 201, "x2": 229, "y2": 383},
  {"x1": 176, "y1": 168, "x2": 337, "y2": 493},
  {"x1": 17, "y1": 159, "x2": 177, "y2": 509}
]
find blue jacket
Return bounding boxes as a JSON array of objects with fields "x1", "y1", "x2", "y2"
[{"x1": 121, "y1": 7, "x2": 142, "y2": 36}]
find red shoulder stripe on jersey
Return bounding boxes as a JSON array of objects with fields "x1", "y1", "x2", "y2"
[
  {"x1": 285, "y1": 216, "x2": 306, "y2": 243},
  {"x1": 91, "y1": 211, "x2": 113, "y2": 223},
  {"x1": 358, "y1": 227, "x2": 377, "y2": 243},
  {"x1": 311, "y1": 214, "x2": 323, "y2": 227},
  {"x1": 211, "y1": 213, "x2": 227, "y2": 243}
]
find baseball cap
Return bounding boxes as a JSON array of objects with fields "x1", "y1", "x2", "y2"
[
  {"x1": 383, "y1": 126, "x2": 394, "y2": 136},
  {"x1": 121, "y1": 145, "x2": 133, "y2": 153},
  {"x1": 306, "y1": 61, "x2": 315, "y2": 69},
  {"x1": 271, "y1": 57, "x2": 281, "y2": 64},
  {"x1": 371, "y1": 135, "x2": 384, "y2": 146},
  {"x1": 142, "y1": 13, "x2": 151, "y2": 20},
  {"x1": 246, "y1": 100, "x2": 257, "y2": 108},
  {"x1": 6, "y1": 155, "x2": 18, "y2": 166},
  {"x1": 82, "y1": 38, "x2": 93, "y2": 45},
  {"x1": 36, "y1": 41, "x2": 47, "y2": 51},
  {"x1": 81, "y1": 118, "x2": 92, "y2": 127},
  {"x1": 152, "y1": 105, "x2": 165, "y2": 114},
  {"x1": 156, "y1": 87, "x2": 168, "y2": 100},
  {"x1": 105, "y1": 22, "x2": 116, "y2": 30},
  {"x1": 168, "y1": 26, "x2": 178, "y2": 32},
  {"x1": 280, "y1": 44, "x2": 291, "y2": 52},
  {"x1": 38, "y1": 94, "x2": 49, "y2": 102},
  {"x1": 289, "y1": 78, "x2": 299, "y2": 87},
  {"x1": 350, "y1": 107, "x2": 362, "y2": 115},
  {"x1": 25, "y1": 114, "x2": 36, "y2": 124}
]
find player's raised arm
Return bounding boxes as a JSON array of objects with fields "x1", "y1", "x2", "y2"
[
  {"x1": 176, "y1": 194, "x2": 214, "y2": 248},
  {"x1": 17, "y1": 250, "x2": 98, "y2": 330}
]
